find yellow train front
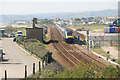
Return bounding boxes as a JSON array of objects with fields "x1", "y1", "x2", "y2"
[
  {"x1": 64, "y1": 31, "x2": 74, "y2": 43},
  {"x1": 55, "y1": 24, "x2": 74, "y2": 43}
]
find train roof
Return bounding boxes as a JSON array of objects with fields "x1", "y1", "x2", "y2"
[{"x1": 56, "y1": 24, "x2": 72, "y2": 32}]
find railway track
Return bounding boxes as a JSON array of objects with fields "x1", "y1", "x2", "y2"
[
  {"x1": 50, "y1": 27, "x2": 80, "y2": 67},
  {"x1": 50, "y1": 26, "x2": 107, "y2": 70}
]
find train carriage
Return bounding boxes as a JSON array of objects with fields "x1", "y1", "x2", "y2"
[{"x1": 55, "y1": 24, "x2": 74, "y2": 43}]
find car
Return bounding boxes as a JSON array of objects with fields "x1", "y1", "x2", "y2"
[
  {"x1": 17, "y1": 31, "x2": 23, "y2": 36},
  {"x1": 10, "y1": 33, "x2": 15, "y2": 37},
  {"x1": 0, "y1": 29, "x2": 8, "y2": 37}
]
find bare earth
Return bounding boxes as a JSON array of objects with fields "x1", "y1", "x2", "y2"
[{"x1": 46, "y1": 27, "x2": 72, "y2": 68}]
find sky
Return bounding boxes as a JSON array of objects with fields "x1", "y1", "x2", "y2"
[{"x1": 0, "y1": 0, "x2": 119, "y2": 15}]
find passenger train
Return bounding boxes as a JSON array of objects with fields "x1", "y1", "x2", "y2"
[{"x1": 55, "y1": 24, "x2": 74, "y2": 43}]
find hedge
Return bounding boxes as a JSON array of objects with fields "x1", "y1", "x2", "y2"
[{"x1": 16, "y1": 36, "x2": 52, "y2": 61}]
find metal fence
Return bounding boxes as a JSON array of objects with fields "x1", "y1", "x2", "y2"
[{"x1": 89, "y1": 35, "x2": 120, "y2": 47}]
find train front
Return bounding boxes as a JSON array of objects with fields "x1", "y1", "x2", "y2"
[{"x1": 65, "y1": 31, "x2": 74, "y2": 43}]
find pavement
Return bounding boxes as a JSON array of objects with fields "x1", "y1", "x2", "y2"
[
  {"x1": 102, "y1": 47, "x2": 118, "y2": 59},
  {"x1": 0, "y1": 38, "x2": 39, "y2": 79}
]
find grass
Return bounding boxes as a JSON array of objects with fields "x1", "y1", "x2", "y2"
[
  {"x1": 54, "y1": 62, "x2": 119, "y2": 78},
  {"x1": 70, "y1": 24, "x2": 108, "y2": 31},
  {"x1": 91, "y1": 47, "x2": 108, "y2": 57}
]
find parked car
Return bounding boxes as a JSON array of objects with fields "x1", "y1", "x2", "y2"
[
  {"x1": 9, "y1": 33, "x2": 15, "y2": 37},
  {"x1": 17, "y1": 31, "x2": 23, "y2": 36},
  {"x1": 0, "y1": 29, "x2": 8, "y2": 37}
]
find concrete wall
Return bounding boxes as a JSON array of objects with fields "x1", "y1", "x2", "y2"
[{"x1": 26, "y1": 28, "x2": 43, "y2": 41}]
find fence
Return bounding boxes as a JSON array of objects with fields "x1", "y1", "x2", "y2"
[
  {"x1": 2, "y1": 60, "x2": 47, "y2": 80},
  {"x1": 89, "y1": 35, "x2": 120, "y2": 47}
]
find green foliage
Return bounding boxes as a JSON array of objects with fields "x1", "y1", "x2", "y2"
[
  {"x1": 4, "y1": 27, "x2": 18, "y2": 34},
  {"x1": 54, "y1": 62, "x2": 119, "y2": 78},
  {"x1": 42, "y1": 70, "x2": 55, "y2": 78},
  {"x1": 16, "y1": 36, "x2": 24, "y2": 44},
  {"x1": 24, "y1": 41, "x2": 48, "y2": 59},
  {"x1": 101, "y1": 65, "x2": 119, "y2": 78},
  {"x1": 39, "y1": 20, "x2": 53, "y2": 25},
  {"x1": 16, "y1": 36, "x2": 52, "y2": 60},
  {"x1": 4, "y1": 27, "x2": 26, "y2": 36},
  {"x1": 75, "y1": 18, "x2": 81, "y2": 21}
]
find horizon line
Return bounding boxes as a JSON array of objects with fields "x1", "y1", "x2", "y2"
[{"x1": 1, "y1": 9, "x2": 117, "y2": 15}]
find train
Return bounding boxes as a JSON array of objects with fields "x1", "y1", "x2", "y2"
[{"x1": 55, "y1": 24, "x2": 74, "y2": 43}]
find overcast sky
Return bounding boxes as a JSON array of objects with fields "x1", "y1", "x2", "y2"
[{"x1": 0, "y1": 0, "x2": 119, "y2": 15}]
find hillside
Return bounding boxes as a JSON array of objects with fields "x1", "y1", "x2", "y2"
[{"x1": 1, "y1": 9, "x2": 117, "y2": 24}]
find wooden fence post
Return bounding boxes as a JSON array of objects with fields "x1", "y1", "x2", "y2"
[
  {"x1": 42, "y1": 60, "x2": 44, "y2": 69},
  {"x1": 33, "y1": 63, "x2": 35, "y2": 75},
  {"x1": 5, "y1": 70, "x2": 7, "y2": 80},
  {"x1": 25, "y1": 65, "x2": 27, "y2": 78},
  {"x1": 39, "y1": 61, "x2": 41, "y2": 73}
]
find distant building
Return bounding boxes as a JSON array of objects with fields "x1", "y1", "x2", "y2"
[
  {"x1": 88, "y1": 22, "x2": 96, "y2": 25},
  {"x1": 14, "y1": 20, "x2": 30, "y2": 25},
  {"x1": 69, "y1": 20, "x2": 85, "y2": 26}
]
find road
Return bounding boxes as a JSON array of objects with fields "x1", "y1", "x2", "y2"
[{"x1": 0, "y1": 38, "x2": 39, "y2": 79}]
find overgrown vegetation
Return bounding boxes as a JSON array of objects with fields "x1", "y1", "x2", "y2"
[
  {"x1": 39, "y1": 20, "x2": 53, "y2": 25},
  {"x1": 25, "y1": 62, "x2": 119, "y2": 79},
  {"x1": 4, "y1": 27, "x2": 26, "y2": 36},
  {"x1": 54, "y1": 63, "x2": 119, "y2": 78},
  {"x1": 16, "y1": 36, "x2": 52, "y2": 61}
]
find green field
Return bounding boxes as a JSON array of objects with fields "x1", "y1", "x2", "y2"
[{"x1": 70, "y1": 24, "x2": 108, "y2": 31}]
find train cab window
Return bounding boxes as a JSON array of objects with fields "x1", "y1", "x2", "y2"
[{"x1": 67, "y1": 32, "x2": 72, "y2": 36}]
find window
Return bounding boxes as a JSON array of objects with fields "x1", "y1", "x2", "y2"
[
  {"x1": 17, "y1": 32, "x2": 22, "y2": 34},
  {"x1": 2, "y1": 30, "x2": 6, "y2": 33},
  {"x1": 67, "y1": 32, "x2": 72, "y2": 36}
]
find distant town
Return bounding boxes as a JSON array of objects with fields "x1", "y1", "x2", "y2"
[{"x1": 0, "y1": 0, "x2": 119, "y2": 79}]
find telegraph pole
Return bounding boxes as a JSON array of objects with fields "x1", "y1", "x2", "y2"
[{"x1": 86, "y1": 30, "x2": 89, "y2": 50}]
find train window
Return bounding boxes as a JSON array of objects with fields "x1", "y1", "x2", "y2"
[{"x1": 67, "y1": 32, "x2": 72, "y2": 36}]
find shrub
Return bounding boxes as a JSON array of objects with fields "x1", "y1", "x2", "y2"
[
  {"x1": 54, "y1": 62, "x2": 119, "y2": 78},
  {"x1": 17, "y1": 37, "x2": 52, "y2": 61}
]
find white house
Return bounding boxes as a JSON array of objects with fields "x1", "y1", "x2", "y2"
[{"x1": 70, "y1": 20, "x2": 85, "y2": 26}]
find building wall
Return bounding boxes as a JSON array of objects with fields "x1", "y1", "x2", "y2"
[{"x1": 26, "y1": 28, "x2": 43, "y2": 41}]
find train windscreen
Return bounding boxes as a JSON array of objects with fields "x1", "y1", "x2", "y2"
[{"x1": 67, "y1": 32, "x2": 72, "y2": 36}]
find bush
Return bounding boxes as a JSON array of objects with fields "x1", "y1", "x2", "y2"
[
  {"x1": 54, "y1": 62, "x2": 119, "y2": 78},
  {"x1": 24, "y1": 41, "x2": 50, "y2": 60},
  {"x1": 17, "y1": 37, "x2": 52, "y2": 61}
]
